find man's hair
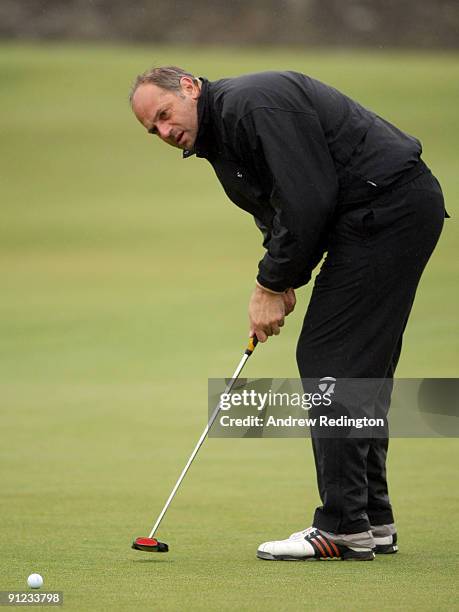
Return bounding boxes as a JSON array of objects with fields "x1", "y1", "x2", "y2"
[{"x1": 129, "y1": 66, "x2": 198, "y2": 105}]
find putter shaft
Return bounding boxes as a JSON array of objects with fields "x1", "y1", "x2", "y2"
[{"x1": 148, "y1": 337, "x2": 258, "y2": 539}]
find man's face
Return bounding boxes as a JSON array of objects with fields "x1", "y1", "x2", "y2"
[{"x1": 131, "y1": 77, "x2": 201, "y2": 151}]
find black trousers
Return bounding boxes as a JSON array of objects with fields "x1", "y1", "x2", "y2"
[{"x1": 296, "y1": 163, "x2": 445, "y2": 534}]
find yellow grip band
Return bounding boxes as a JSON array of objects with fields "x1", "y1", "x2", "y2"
[{"x1": 246, "y1": 336, "x2": 258, "y2": 354}]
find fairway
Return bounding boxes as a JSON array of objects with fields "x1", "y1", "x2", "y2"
[{"x1": 1, "y1": 44, "x2": 458, "y2": 611}]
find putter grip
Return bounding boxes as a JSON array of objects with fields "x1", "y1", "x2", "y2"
[{"x1": 245, "y1": 335, "x2": 258, "y2": 355}]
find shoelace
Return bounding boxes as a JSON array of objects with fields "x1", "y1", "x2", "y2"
[{"x1": 289, "y1": 527, "x2": 317, "y2": 540}]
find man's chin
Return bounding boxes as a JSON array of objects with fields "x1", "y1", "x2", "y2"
[
  {"x1": 180, "y1": 133, "x2": 197, "y2": 151},
  {"x1": 172, "y1": 139, "x2": 189, "y2": 151},
  {"x1": 167, "y1": 134, "x2": 195, "y2": 151},
  {"x1": 179, "y1": 142, "x2": 195, "y2": 152}
]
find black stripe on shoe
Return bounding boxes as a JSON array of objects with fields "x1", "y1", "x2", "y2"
[
  {"x1": 305, "y1": 530, "x2": 375, "y2": 561},
  {"x1": 308, "y1": 535, "x2": 325, "y2": 557},
  {"x1": 316, "y1": 533, "x2": 341, "y2": 558}
]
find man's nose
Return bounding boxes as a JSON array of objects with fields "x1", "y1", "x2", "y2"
[{"x1": 157, "y1": 122, "x2": 172, "y2": 141}]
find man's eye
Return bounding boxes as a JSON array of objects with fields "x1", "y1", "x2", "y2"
[{"x1": 159, "y1": 110, "x2": 168, "y2": 120}]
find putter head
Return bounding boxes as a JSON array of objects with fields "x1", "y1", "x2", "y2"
[{"x1": 132, "y1": 537, "x2": 169, "y2": 552}]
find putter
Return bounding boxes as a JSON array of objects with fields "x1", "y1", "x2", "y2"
[{"x1": 132, "y1": 335, "x2": 259, "y2": 552}]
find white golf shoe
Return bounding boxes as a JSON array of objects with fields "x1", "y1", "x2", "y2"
[{"x1": 257, "y1": 527, "x2": 375, "y2": 561}]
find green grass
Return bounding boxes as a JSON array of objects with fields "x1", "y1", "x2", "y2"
[{"x1": 0, "y1": 43, "x2": 458, "y2": 611}]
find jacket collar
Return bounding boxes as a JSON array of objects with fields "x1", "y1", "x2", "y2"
[{"x1": 183, "y1": 78, "x2": 213, "y2": 159}]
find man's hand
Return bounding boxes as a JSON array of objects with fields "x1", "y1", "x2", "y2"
[
  {"x1": 249, "y1": 285, "x2": 296, "y2": 342},
  {"x1": 283, "y1": 287, "x2": 296, "y2": 316}
]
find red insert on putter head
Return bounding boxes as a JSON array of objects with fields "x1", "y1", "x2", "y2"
[{"x1": 132, "y1": 537, "x2": 169, "y2": 552}]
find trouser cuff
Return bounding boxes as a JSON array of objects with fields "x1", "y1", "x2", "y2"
[
  {"x1": 313, "y1": 508, "x2": 371, "y2": 535},
  {"x1": 367, "y1": 509, "x2": 395, "y2": 526}
]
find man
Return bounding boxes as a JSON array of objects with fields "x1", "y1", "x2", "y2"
[{"x1": 129, "y1": 67, "x2": 446, "y2": 561}]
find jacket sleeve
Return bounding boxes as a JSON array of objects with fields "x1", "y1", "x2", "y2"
[
  {"x1": 236, "y1": 108, "x2": 338, "y2": 292},
  {"x1": 253, "y1": 216, "x2": 271, "y2": 249}
]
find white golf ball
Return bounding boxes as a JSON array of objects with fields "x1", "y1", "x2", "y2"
[{"x1": 27, "y1": 573, "x2": 43, "y2": 589}]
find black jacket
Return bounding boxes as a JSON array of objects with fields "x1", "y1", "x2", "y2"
[{"x1": 183, "y1": 71, "x2": 422, "y2": 292}]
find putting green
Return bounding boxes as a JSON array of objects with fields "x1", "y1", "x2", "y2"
[{"x1": 1, "y1": 43, "x2": 458, "y2": 611}]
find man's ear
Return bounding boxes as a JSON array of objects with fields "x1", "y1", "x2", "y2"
[{"x1": 180, "y1": 76, "x2": 200, "y2": 99}]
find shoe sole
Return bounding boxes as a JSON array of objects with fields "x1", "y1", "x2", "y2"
[{"x1": 257, "y1": 550, "x2": 375, "y2": 561}]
